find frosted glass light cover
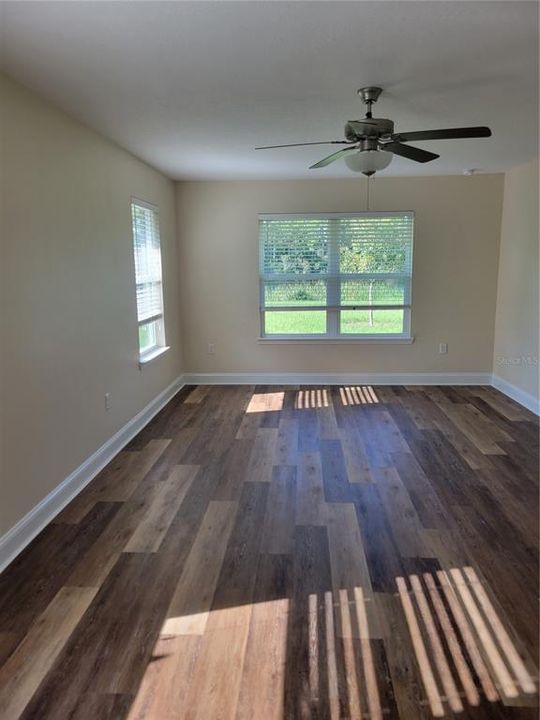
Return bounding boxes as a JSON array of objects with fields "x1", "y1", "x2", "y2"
[{"x1": 345, "y1": 150, "x2": 392, "y2": 175}]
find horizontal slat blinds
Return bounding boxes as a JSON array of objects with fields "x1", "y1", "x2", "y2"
[
  {"x1": 132, "y1": 201, "x2": 164, "y2": 323},
  {"x1": 136, "y1": 281, "x2": 163, "y2": 322},
  {"x1": 259, "y1": 212, "x2": 413, "y2": 337}
]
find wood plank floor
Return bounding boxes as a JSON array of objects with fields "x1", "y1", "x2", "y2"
[{"x1": 0, "y1": 384, "x2": 538, "y2": 719}]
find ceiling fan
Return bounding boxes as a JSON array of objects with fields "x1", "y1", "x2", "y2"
[{"x1": 255, "y1": 87, "x2": 492, "y2": 176}]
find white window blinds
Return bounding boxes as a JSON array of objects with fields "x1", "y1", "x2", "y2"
[
  {"x1": 131, "y1": 200, "x2": 166, "y2": 356},
  {"x1": 259, "y1": 212, "x2": 414, "y2": 338}
]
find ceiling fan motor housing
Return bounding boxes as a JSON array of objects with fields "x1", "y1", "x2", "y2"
[{"x1": 345, "y1": 117, "x2": 394, "y2": 143}]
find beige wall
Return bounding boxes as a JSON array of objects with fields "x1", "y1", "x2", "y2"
[
  {"x1": 176, "y1": 175, "x2": 504, "y2": 374},
  {"x1": 0, "y1": 73, "x2": 183, "y2": 534},
  {"x1": 493, "y1": 158, "x2": 539, "y2": 402}
]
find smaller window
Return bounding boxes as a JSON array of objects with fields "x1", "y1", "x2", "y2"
[{"x1": 131, "y1": 199, "x2": 166, "y2": 360}]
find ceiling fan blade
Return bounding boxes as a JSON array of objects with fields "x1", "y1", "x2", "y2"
[
  {"x1": 255, "y1": 141, "x2": 350, "y2": 150},
  {"x1": 383, "y1": 142, "x2": 439, "y2": 163},
  {"x1": 393, "y1": 126, "x2": 492, "y2": 142},
  {"x1": 310, "y1": 147, "x2": 358, "y2": 169}
]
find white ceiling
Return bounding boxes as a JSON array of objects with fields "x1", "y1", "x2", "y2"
[{"x1": 0, "y1": 1, "x2": 538, "y2": 179}]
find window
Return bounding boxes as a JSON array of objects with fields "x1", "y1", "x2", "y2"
[
  {"x1": 131, "y1": 199, "x2": 166, "y2": 360},
  {"x1": 259, "y1": 212, "x2": 414, "y2": 340}
]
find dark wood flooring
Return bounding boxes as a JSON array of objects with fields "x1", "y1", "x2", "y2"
[{"x1": 0, "y1": 384, "x2": 538, "y2": 719}]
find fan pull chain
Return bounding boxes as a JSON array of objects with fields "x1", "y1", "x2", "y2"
[{"x1": 366, "y1": 175, "x2": 371, "y2": 211}]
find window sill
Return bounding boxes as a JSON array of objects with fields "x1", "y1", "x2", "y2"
[
  {"x1": 257, "y1": 336, "x2": 414, "y2": 345},
  {"x1": 139, "y1": 346, "x2": 170, "y2": 368}
]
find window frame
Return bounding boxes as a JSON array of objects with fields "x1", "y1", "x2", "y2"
[
  {"x1": 131, "y1": 198, "x2": 168, "y2": 364},
  {"x1": 258, "y1": 212, "x2": 414, "y2": 342}
]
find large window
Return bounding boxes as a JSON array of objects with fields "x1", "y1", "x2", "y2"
[
  {"x1": 259, "y1": 212, "x2": 414, "y2": 339},
  {"x1": 131, "y1": 199, "x2": 166, "y2": 360}
]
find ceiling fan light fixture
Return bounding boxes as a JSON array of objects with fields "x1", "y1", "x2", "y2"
[{"x1": 345, "y1": 149, "x2": 392, "y2": 176}]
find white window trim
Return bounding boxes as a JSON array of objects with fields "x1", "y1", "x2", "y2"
[
  {"x1": 259, "y1": 211, "x2": 414, "y2": 342},
  {"x1": 257, "y1": 337, "x2": 415, "y2": 344},
  {"x1": 132, "y1": 196, "x2": 159, "y2": 212},
  {"x1": 138, "y1": 345, "x2": 170, "y2": 368}
]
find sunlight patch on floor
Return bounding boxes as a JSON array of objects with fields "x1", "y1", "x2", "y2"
[
  {"x1": 246, "y1": 391, "x2": 285, "y2": 413},
  {"x1": 129, "y1": 572, "x2": 537, "y2": 719},
  {"x1": 130, "y1": 587, "x2": 387, "y2": 720},
  {"x1": 295, "y1": 388, "x2": 329, "y2": 409},
  {"x1": 313, "y1": 587, "x2": 383, "y2": 720},
  {"x1": 339, "y1": 386, "x2": 379, "y2": 406},
  {"x1": 397, "y1": 567, "x2": 537, "y2": 718}
]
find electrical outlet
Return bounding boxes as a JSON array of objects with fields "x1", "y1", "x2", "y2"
[
  {"x1": 208, "y1": 343, "x2": 215, "y2": 355},
  {"x1": 439, "y1": 343, "x2": 448, "y2": 354},
  {"x1": 105, "y1": 392, "x2": 112, "y2": 411}
]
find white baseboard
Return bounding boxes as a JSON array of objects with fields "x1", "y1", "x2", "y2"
[
  {"x1": 0, "y1": 375, "x2": 185, "y2": 574},
  {"x1": 187, "y1": 372, "x2": 538, "y2": 414},
  {"x1": 184, "y1": 372, "x2": 492, "y2": 386},
  {"x1": 491, "y1": 374, "x2": 540, "y2": 415}
]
